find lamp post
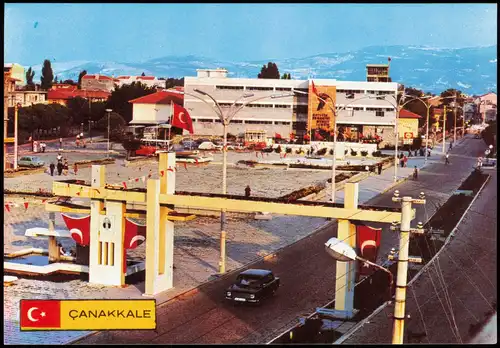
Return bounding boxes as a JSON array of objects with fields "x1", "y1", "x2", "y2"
[
  {"x1": 180, "y1": 89, "x2": 291, "y2": 274},
  {"x1": 105, "y1": 109, "x2": 112, "y2": 157},
  {"x1": 14, "y1": 103, "x2": 20, "y2": 169},
  {"x1": 324, "y1": 236, "x2": 394, "y2": 302},
  {"x1": 292, "y1": 90, "x2": 374, "y2": 202}
]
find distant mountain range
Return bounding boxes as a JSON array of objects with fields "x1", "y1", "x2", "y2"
[{"x1": 28, "y1": 45, "x2": 497, "y2": 95}]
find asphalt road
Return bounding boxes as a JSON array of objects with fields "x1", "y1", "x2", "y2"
[{"x1": 74, "y1": 135, "x2": 486, "y2": 344}]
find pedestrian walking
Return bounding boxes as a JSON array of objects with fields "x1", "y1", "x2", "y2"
[
  {"x1": 63, "y1": 159, "x2": 69, "y2": 175},
  {"x1": 449, "y1": 141, "x2": 453, "y2": 151},
  {"x1": 59, "y1": 137, "x2": 63, "y2": 149},
  {"x1": 403, "y1": 155, "x2": 408, "y2": 167},
  {"x1": 74, "y1": 162, "x2": 78, "y2": 175},
  {"x1": 419, "y1": 147, "x2": 424, "y2": 156},
  {"x1": 377, "y1": 162, "x2": 383, "y2": 175},
  {"x1": 57, "y1": 153, "x2": 63, "y2": 163},
  {"x1": 407, "y1": 150, "x2": 412, "y2": 158},
  {"x1": 76, "y1": 138, "x2": 80, "y2": 148},
  {"x1": 49, "y1": 163, "x2": 55, "y2": 176},
  {"x1": 57, "y1": 161, "x2": 63, "y2": 175},
  {"x1": 445, "y1": 153, "x2": 450, "y2": 165},
  {"x1": 400, "y1": 157, "x2": 405, "y2": 168},
  {"x1": 413, "y1": 166, "x2": 418, "y2": 180},
  {"x1": 82, "y1": 139, "x2": 86, "y2": 148},
  {"x1": 245, "y1": 185, "x2": 251, "y2": 198},
  {"x1": 477, "y1": 157, "x2": 483, "y2": 168},
  {"x1": 414, "y1": 149, "x2": 418, "y2": 157},
  {"x1": 427, "y1": 148, "x2": 431, "y2": 157}
]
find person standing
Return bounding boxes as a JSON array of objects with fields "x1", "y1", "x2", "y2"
[
  {"x1": 63, "y1": 159, "x2": 69, "y2": 175},
  {"x1": 477, "y1": 157, "x2": 483, "y2": 168},
  {"x1": 403, "y1": 155, "x2": 408, "y2": 168},
  {"x1": 59, "y1": 137, "x2": 63, "y2": 149},
  {"x1": 74, "y1": 162, "x2": 78, "y2": 175},
  {"x1": 400, "y1": 157, "x2": 405, "y2": 168},
  {"x1": 449, "y1": 141, "x2": 453, "y2": 151},
  {"x1": 245, "y1": 185, "x2": 251, "y2": 198},
  {"x1": 49, "y1": 163, "x2": 55, "y2": 176},
  {"x1": 445, "y1": 153, "x2": 450, "y2": 165},
  {"x1": 57, "y1": 161, "x2": 63, "y2": 175},
  {"x1": 377, "y1": 162, "x2": 383, "y2": 175},
  {"x1": 57, "y1": 153, "x2": 63, "y2": 163},
  {"x1": 413, "y1": 166, "x2": 418, "y2": 180}
]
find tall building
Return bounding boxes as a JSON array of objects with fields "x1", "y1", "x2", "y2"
[
  {"x1": 182, "y1": 69, "x2": 400, "y2": 147},
  {"x1": 366, "y1": 63, "x2": 391, "y2": 82},
  {"x1": 4, "y1": 63, "x2": 26, "y2": 86}
]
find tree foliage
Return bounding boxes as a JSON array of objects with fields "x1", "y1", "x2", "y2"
[
  {"x1": 122, "y1": 134, "x2": 143, "y2": 159},
  {"x1": 62, "y1": 79, "x2": 77, "y2": 85},
  {"x1": 96, "y1": 112, "x2": 127, "y2": 140},
  {"x1": 40, "y1": 59, "x2": 54, "y2": 90},
  {"x1": 25, "y1": 67, "x2": 35, "y2": 90},
  {"x1": 258, "y1": 62, "x2": 280, "y2": 79},
  {"x1": 105, "y1": 82, "x2": 157, "y2": 123},
  {"x1": 281, "y1": 72, "x2": 291, "y2": 79},
  {"x1": 78, "y1": 70, "x2": 87, "y2": 89},
  {"x1": 164, "y1": 77, "x2": 184, "y2": 89}
]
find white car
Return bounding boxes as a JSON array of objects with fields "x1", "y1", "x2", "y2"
[{"x1": 198, "y1": 141, "x2": 222, "y2": 150}]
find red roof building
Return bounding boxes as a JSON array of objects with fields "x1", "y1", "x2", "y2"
[
  {"x1": 48, "y1": 89, "x2": 111, "y2": 106},
  {"x1": 81, "y1": 74, "x2": 115, "y2": 93},
  {"x1": 128, "y1": 90, "x2": 184, "y2": 105},
  {"x1": 82, "y1": 74, "x2": 114, "y2": 81},
  {"x1": 399, "y1": 109, "x2": 422, "y2": 119}
]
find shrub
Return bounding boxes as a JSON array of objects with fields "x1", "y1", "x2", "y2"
[
  {"x1": 329, "y1": 149, "x2": 334, "y2": 155},
  {"x1": 350, "y1": 149, "x2": 358, "y2": 156},
  {"x1": 360, "y1": 150, "x2": 368, "y2": 157},
  {"x1": 372, "y1": 150, "x2": 382, "y2": 157},
  {"x1": 274, "y1": 145, "x2": 282, "y2": 153},
  {"x1": 344, "y1": 149, "x2": 349, "y2": 155},
  {"x1": 286, "y1": 147, "x2": 292, "y2": 153},
  {"x1": 316, "y1": 148, "x2": 327, "y2": 156}
]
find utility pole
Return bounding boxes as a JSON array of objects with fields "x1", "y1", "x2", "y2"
[
  {"x1": 390, "y1": 190, "x2": 426, "y2": 344},
  {"x1": 453, "y1": 93, "x2": 458, "y2": 144},
  {"x1": 442, "y1": 105, "x2": 447, "y2": 153},
  {"x1": 14, "y1": 103, "x2": 19, "y2": 169}
]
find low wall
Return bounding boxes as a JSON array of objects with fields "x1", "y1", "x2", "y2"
[{"x1": 271, "y1": 142, "x2": 378, "y2": 158}]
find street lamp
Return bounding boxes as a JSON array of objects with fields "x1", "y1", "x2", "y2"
[
  {"x1": 324, "y1": 236, "x2": 394, "y2": 297},
  {"x1": 183, "y1": 89, "x2": 292, "y2": 274},
  {"x1": 105, "y1": 109, "x2": 112, "y2": 157}
]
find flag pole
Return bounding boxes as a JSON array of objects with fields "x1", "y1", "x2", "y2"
[{"x1": 168, "y1": 100, "x2": 173, "y2": 151}]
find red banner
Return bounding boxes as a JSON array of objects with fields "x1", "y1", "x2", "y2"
[
  {"x1": 61, "y1": 214, "x2": 91, "y2": 246},
  {"x1": 356, "y1": 223, "x2": 382, "y2": 278}
]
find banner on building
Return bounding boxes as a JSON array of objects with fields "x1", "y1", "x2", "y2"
[
  {"x1": 355, "y1": 223, "x2": 382, "y2": 279},
  {"x1": 308, "y1": 82, "x2": 336, "y2": 133}
]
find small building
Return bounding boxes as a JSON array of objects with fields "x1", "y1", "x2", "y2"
[
  {"x1": 47, "y1": 89, "x2": 110, "y2": 107},
  {"x1": 115, "y1": 75, "x2": 166, "y2": 89},
  {"x1": 397, "y1": 109, "x2": 422, "y2": 142},
  {"x1": 4, "y1": 63, "x2": 26, "y2": 86},
  {"x1": 81, "y1": 74, "x2": 115, "y2": 93},
  {"x1": 366, "y1": 63, "x2": 390, "y2": 82},
  {"x1": 10, "y1": 90, "x2": 48, "y2": 107},
  {"x1": 476, "y1": 92, "x2": 497, "y2": 123},
  {"x1": 128, "y1": 90, "x2": 184, "y2": 141}
]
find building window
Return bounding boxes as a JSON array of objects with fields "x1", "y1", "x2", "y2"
[
  {"x1": 231, "y1": 120, "x2": 243, "y2": 123},
  {"x1": 376, "y1": 110, "x2": 385, "y2": 117},
  {"x1": 292, "y1": 121, "x2": 307, "y2": 130},
  {"x1": 215, "y1": 85, "x2": 244, "y2": 90},
  {"x1": 198, "y1": 118, "x2": 215, "y2": 122},
  {"x1": 246, "y1": 86, "x2": 273, "y2": 91},
  {"x1": 293, "y1": 105, "x2": 308, "y2": 114},
  {"x1": 245, "y1": 120, "x2": 272, "y2": 124},
  {"x1": 247, "y1": 103, "x2": 273, "y2": 108},
  {"x1": 274, "y1": 104, "x2": 290, "y2": 109},
  {"x1": 276, "y1": 87, "x2": 292, "y2": 91},
  {"x1": 275, "y1": 121, "x2": 291, "y2": 125}
]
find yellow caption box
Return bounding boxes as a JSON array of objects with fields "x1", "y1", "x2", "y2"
[{"x1": 60, "y1": 299, "x2": 156, "y2": 330}]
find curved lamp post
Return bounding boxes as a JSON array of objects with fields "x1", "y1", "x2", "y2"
[
  {"x1": 105, "y1": 109, "x2": 112, "y2": 158},
  {"x1": 324, "y1": 236, "x2": 394, "y2": 296},
  {"x1": 179, "y1": 89, "x2": 294, "y2": 274}
]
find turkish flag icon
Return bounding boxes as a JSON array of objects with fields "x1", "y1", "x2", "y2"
[
  {"x1": 171, "y1": 103, "x2": 194, "y2": 134},
  {"x1": 20, "y1": 299, "x2": 61, "y2": 330},
  {"x1": 356, "y1": 223, "x2": 382, "y2": 278}
]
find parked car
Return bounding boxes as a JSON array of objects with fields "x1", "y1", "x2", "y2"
[
  {"x1": 18, "y1": 156, "x2": 45, "y2": 168},
  {"x1": 198, "y1": 141, "x2": 222, "y2": 150},
  {"x1": 135, "y1": 145, "x2": 157, "y2": 156},
  {"x1": 182, "y1": 140, "x2": 197, "y2": 149},
  {"x1": 225, "y1": 269, "x2": 280, "y2": 304}
]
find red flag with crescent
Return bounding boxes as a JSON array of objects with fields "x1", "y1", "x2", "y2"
[
  {"x1": 356, "y1": 223, "x2": 382, "y2": 278},
  {"x1": 61, "y1": 214, "x2": 91, "y2": 246},
  {"x1": 171, "y1": 103, "x2": 194, "y2": 134},
  {"x1": 123, "y1": 218, "x2": 147, "y2": 272}
]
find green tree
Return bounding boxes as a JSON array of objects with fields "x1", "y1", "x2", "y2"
[
  {"x1": 54, "y1": 76, "x2": 59, "y2": 84},
  {"x1": 25, "y1": 67, "x2": 35, "y2": 90},
  {"x1": 141, "y1": 72, "x2": 146, "y2": 76},
  {"x1": 40, "y1": 59, "x2": 54, "y2": 90},
  {"x1": 122, "y1": 134, "x2": 143, "y2": 159},
  {"x1": 439, "y1": 88, "x2": 465, "y2": 132},
  {"x1": 66, "y1": 97, "x2": 91, "y2": 126},
  {"x1": 78, "y1": 70, "x2": 87, "y2": 89},
  {"x1": 258, "y1": 62, "x2": 280, "y2": 79},
  {"x1": 402, "y1": 87, "x2": 428, "y2": 128},
  {"x1": 105, "y1": 82, "x2": 157, "y2": 123},
  {"x1": 62, "y1": 79, "x2": 76, "y2": 85},
  {"x1": 164, "y1": 77, "x2": 184, "y2": 89},
  {"x1": 96, "y1": 111, "x2": 127, "y2": 140}
]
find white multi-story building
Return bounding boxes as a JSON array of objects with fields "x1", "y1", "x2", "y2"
[
  {"x1": 115, "y1": 75, "x2": 166, "y2": 89},
  {"x1": 184, "y1": 69, "x2": 400, "y2": 145}
]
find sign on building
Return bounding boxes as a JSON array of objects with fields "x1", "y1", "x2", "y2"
[{"x1": 307, "y1": 84, "x2": 336, "y2": 133}]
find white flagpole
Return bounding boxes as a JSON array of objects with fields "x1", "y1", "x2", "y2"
[{"x1": 168, "y1": 100, "x2": 173, "y2": 151}]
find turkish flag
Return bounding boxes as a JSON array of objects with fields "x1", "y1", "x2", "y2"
[
  {"x1": 61, "y1": 214, "x2": 91, "y2": 246},
  {"x1": 171, "y1": 103, "x2": 194, "y2": 134},
  {"x1": 356, "y1": 224, "x2": 382, "y2": 278},
  {"x1": 20, "y1": 299, "x2": 61, "y2": 330}
]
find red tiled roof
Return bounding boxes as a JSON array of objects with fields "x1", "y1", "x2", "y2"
[
  {"x1": 399, "y1": 109, "x2": 422, "y2": 119},
  {"x1": 128, "y1": 91, "x2": 184, "y2": 105},
  {"x1": 48, "y1": 89, "x2": 111, "y2": 100},
  {"x1": 82, "y1": 74, "x2": 113, "y2": 81},
  {"x1": 117, "y1": 76, "x2": 131, "y2": 79},
  {"x1": 137, "y1": 76, "x2": 155, "y2": 80}
]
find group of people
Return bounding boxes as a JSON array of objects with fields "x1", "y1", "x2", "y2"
[
  {"x1": 49, "y1": 153, "x2": 70, "y2": 176},
  {"x1": 76, "y1": 134, "x2": 86, "y2": 148},
  {"x1": 32, "y1": 140, "x2": 47, "y2": 153}
]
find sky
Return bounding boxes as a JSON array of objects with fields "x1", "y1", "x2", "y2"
[{"x1": 4, "y1": 3, "x2": 497, "y2": 65}]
